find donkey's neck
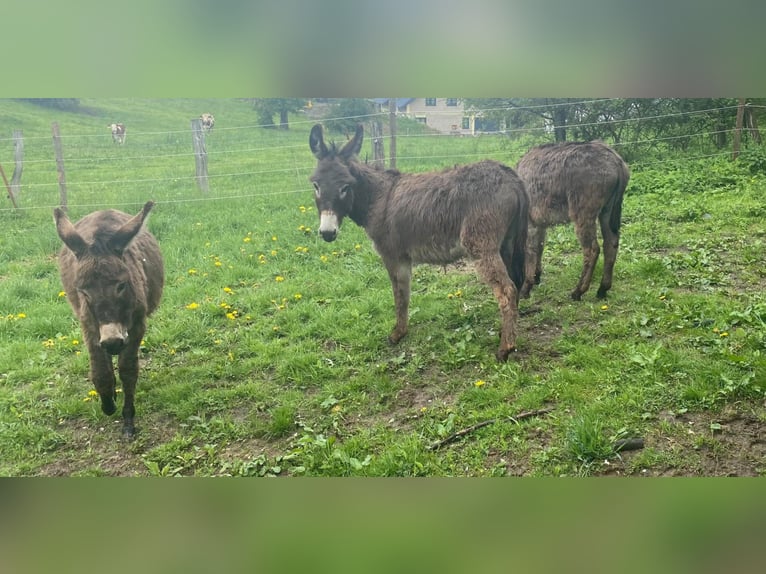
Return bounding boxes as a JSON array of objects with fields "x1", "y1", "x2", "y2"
[{"x1": 348, "y1": 162, "x2": 399, "y2": 228}]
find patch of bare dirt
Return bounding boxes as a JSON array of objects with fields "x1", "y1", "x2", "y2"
[{"x1": 600, "y1": 405, "x2": 766, "y2": 477}]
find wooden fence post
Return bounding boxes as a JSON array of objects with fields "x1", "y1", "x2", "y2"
[
  {"x1": 371, "y1": 120, "x2": 385, "y2": 168},
  {"x1": 52, "y1": 122, "x2": 67, "y2": 210},
  {"x1": 0, "y1": 162, "x2": 16, "y2": 209},
  {"x1": 11, "y1": 130, "x2": 23, "y2": 204},
  {"x1": 191, "y1": 118, "x2": 209, "y2": 193},
  {"x1": 388, "y1": 98, "x2": 397, "y2": 169}
]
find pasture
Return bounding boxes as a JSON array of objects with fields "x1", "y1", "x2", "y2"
[{"x1": 1, "y1": 98, "x2": 765, "y2": 476}]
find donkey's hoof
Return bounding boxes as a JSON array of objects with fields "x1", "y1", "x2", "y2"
[
  {"x1": 122, "y1": 423, "x2": 136, "y2": 440},
  {"x1": 570, "y1": 291, "x2": 583, "y2": 301},
  {"x1": 495, "y1": 347, "x2": 517, "y2": 362},
  {"x1": 387, "y1": 332, "x2": 406, "y2": 345},
  {"x1": 596, "y1": 287, "x2": 609, "y2": 299},
  {"x1": 100, "y1": 399, "x2": 117, "y2": 416}
]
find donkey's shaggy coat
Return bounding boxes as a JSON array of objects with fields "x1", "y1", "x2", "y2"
[
  {"x1": 516, "y1": 141, "x2": 630, "y2": 300},
  {"x1": 55, "y1": 201, "x2": 164, "y2": 438},
  {"x1": 309, "y1": 124, "x2": 528, "y2": 361}
]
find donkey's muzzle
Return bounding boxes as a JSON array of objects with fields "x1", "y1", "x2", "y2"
[
  {"x1": 99, "y1": 323, "x2": 127, "y2": 355},
  {"x1": 320, "y1": 229, "x2": 337, "y2": 242},
  {"x1": 319, "y1": 211, "x2": 339, "y2": 242}
]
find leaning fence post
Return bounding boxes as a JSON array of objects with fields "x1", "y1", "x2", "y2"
[
  {"x1": 52, "y1": 122, "x2": 67, "y2": 211},
  {"x1": 11, "y1": 129, "x2": 23, "y2": 205},
  {"x1": 191, "y1": 118, "x2": 209, "y2": 193},
  {"x1": 0, "y1": 162, "x2": 16, "y2": 209}
]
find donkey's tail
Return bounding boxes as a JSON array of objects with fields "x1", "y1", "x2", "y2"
[
  {"x1": 502, "y1": 197, "x2": 528, "y2": 292},
  {"x1": 604, "y1": 160, "x2": 630, "y2": 236}
]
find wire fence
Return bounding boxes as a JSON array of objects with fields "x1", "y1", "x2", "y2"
[{"x1": 0, "y1": 101, "x2": 762, "y2": 214}]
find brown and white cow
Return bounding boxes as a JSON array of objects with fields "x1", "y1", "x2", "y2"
[
  {"x1": 109, "y1": 123, "x2": 126, "y2": 144},
  {"x1": 200, "y1": 113, "x2": 215, "y2": 133}
]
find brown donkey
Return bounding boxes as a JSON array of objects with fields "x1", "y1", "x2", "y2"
[
  {"x1": 55, "y1": 201, "x2": 164, "y2": 438},
  {"x1": 309, "y1": 124, "x2": 528, "y2": 361},
  {"x1": 516, "y1": 141, "x2": 630, "y2": 301}
]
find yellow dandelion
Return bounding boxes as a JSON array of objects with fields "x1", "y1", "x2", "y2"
[
  {"x1": 272, "y1": 325, "x2": 280, "y2": 332},
  {"x1": 600, "y1": 305, "x2": 609, "y2": 310},
  {"x1": 223, "y1": 286, "x2": 233, "y2": 294},
  {"x1": 226, "y1": 312, "x2": 236, "y2": 320},
  {"x1": 58, "y1": 291, "x2": 67, "y2": 298},
  {"x1": 420, "y1": 406, "x2": 427, "y2": 413},
  {"x1": 299, "y1": 206, "x2": 307, "y2": 213},
  {"x1": 188, "y1": 268, "x2": 198, "y2": 275},
  {"x1": 270, "y1": 250, "x2": 277, "y2": 256},
  {"x1": 83, "y1": 397, "x2": 92, "y2": 402},
  {"x1": 320, "y1": 255, "x2": 328, "y2": 263},
  {"x1": 474, "y1": 380, "x2": 486, "y2": 388},
  {"x1": 275, "y1": 276, "x2": 285, "y2": 282},
  {"x1": 355, "y1": 244, "x2": 361, "y2": 250},
  {"x1": 214, "y1": 339, "x2": 222, "y2": 345},
  {"x1": 214, "y1": 261, "x2": 222, "y2": 267},
  {"x1": 71, "y1": 339, "x2": 79, "y2": 346},
  {"x1": 712, "y1": 327, "x2": 720, "y2": 333},
  {"x1": 271, "y1": 235, "x2": 277, "y2": 241},
  {"x1": 294, "y1": 293, "x2": 302, "y2": 300},
  {"x1": 186, "y1": 302, "x2": 199, "y2": 310},
  {"x1": 88, "y1": 390, "x2": 98, "y2": 397},
  {"x1": 16, "y1": 313, "x2": 26, "y2": 319},
  {"x1": 243, "y1": 237, "x2": 251, "y2": 243},
  {"x1": 331, "y1": 405, "x2": 342, "y2": 414},
  {"x1": 43, "y1": 339, "x2": 55, "y2": 348},
  {"x1": 720, "y1": 332, "x2": 729, "y2": 338}
]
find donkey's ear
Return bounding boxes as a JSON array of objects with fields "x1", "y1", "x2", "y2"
[
  {"x1": 108, "y1": 201, "x2": 154, "y2": 254},
  {"x1": 54, "y1": 208, "x2": 88, "y2": 259},
  {"x1": 309, "y1": 124, "x2": 329, "y2": 159},
  {"x1": 340, "y1": 124, "x2": 364, "y2": 159}
]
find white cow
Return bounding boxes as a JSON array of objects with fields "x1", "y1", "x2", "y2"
[
  {"x1": 109, "y1": 123, "x2": 126, "y2": 144},
  {"x1": 200, "y1": 113, "x2": 215, "y2": 133}
]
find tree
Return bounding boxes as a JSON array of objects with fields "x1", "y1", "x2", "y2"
[
  {"x1": 323, "y1": 99, "x2": 375, "y2": 136},
  {"x1": 251, "y1": 98, "x2": 308, "y2": 129}
]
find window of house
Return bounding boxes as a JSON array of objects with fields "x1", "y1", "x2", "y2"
[
  {"x1": 462, "y1": 117, "x2": 470, "y2": 130},
  {"x1": 446, "y1": 98, "x2": 458, "y2": 107},
  {"x1": 415, "y1": 116, "x2": 427, "y2": 125},
  {"x1": 425, "y1": 98, "x2": 437, "y2": 106}
]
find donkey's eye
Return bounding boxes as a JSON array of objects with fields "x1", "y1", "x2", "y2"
[
  {"x1": 116, "y1": 282, "x2": 128, "y2": 295},
  {"x1": 339, "y1": 185, "x2": 351, "y2": 199},
  {"x1": 312, "y1": 182, "x2": 320, "y2": 198}
]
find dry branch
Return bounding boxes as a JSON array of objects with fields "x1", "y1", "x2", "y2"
[{"x1": 427, "y1": 407, "x2": 554, "y2": 451}]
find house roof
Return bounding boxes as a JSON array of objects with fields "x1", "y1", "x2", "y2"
[{"x1": 370, "y1": 98, "x2": 415, "y2": 109}]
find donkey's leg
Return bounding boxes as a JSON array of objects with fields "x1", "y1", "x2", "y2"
[
  {"x1": 117, "y1": 325, "x2": 145, "y2": 439},
  {"x1": 385, "y1": 259, "x2": 412, "y2": 344},
  {"x1": 85, "y1": 336, "x2": 117, "y2": 416},
  {"x1": 474, "y1": 253, "x2": 521, "y2": 361},
  {"x1": 596, "y1": 212, "x2": 620, "y2": 299},
  {"x1": 571, "y1": 219, "x2": 600, "y2": 301},
  {"x1": 520, "y1": 225, "x2": 546, "y2": 298}
]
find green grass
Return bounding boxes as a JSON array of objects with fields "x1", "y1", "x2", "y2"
[{"x1": 1, "y1": 98, "x2": 765, "y2": 476}]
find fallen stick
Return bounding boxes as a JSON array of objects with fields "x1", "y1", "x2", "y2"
[{"x1": 427, "y1": 407, "x2": 554, "y2": 451}]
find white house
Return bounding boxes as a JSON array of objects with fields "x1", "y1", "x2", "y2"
[{"x1": 371, "y1": 98, "x2": 478, "y2": 135}]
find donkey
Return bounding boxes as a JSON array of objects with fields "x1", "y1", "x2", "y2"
[
  {"x1": 309, "y1": 123, "x2": 528, "y2": 361},
  {"x1": 515, "y1": 141, "x2": 630, "y2": 301},
  {"x1": 54, "y1": 201, "x2": 164, "y2": 438}
]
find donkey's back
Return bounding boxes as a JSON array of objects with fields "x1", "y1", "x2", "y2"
[{"x1": 517, "y1": 141, "x2": 629, "y2": 300}]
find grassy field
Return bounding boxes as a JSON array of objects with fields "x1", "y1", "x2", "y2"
[{"x1": 1, "y1": 98, "x2": 765, "y2": 476}]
